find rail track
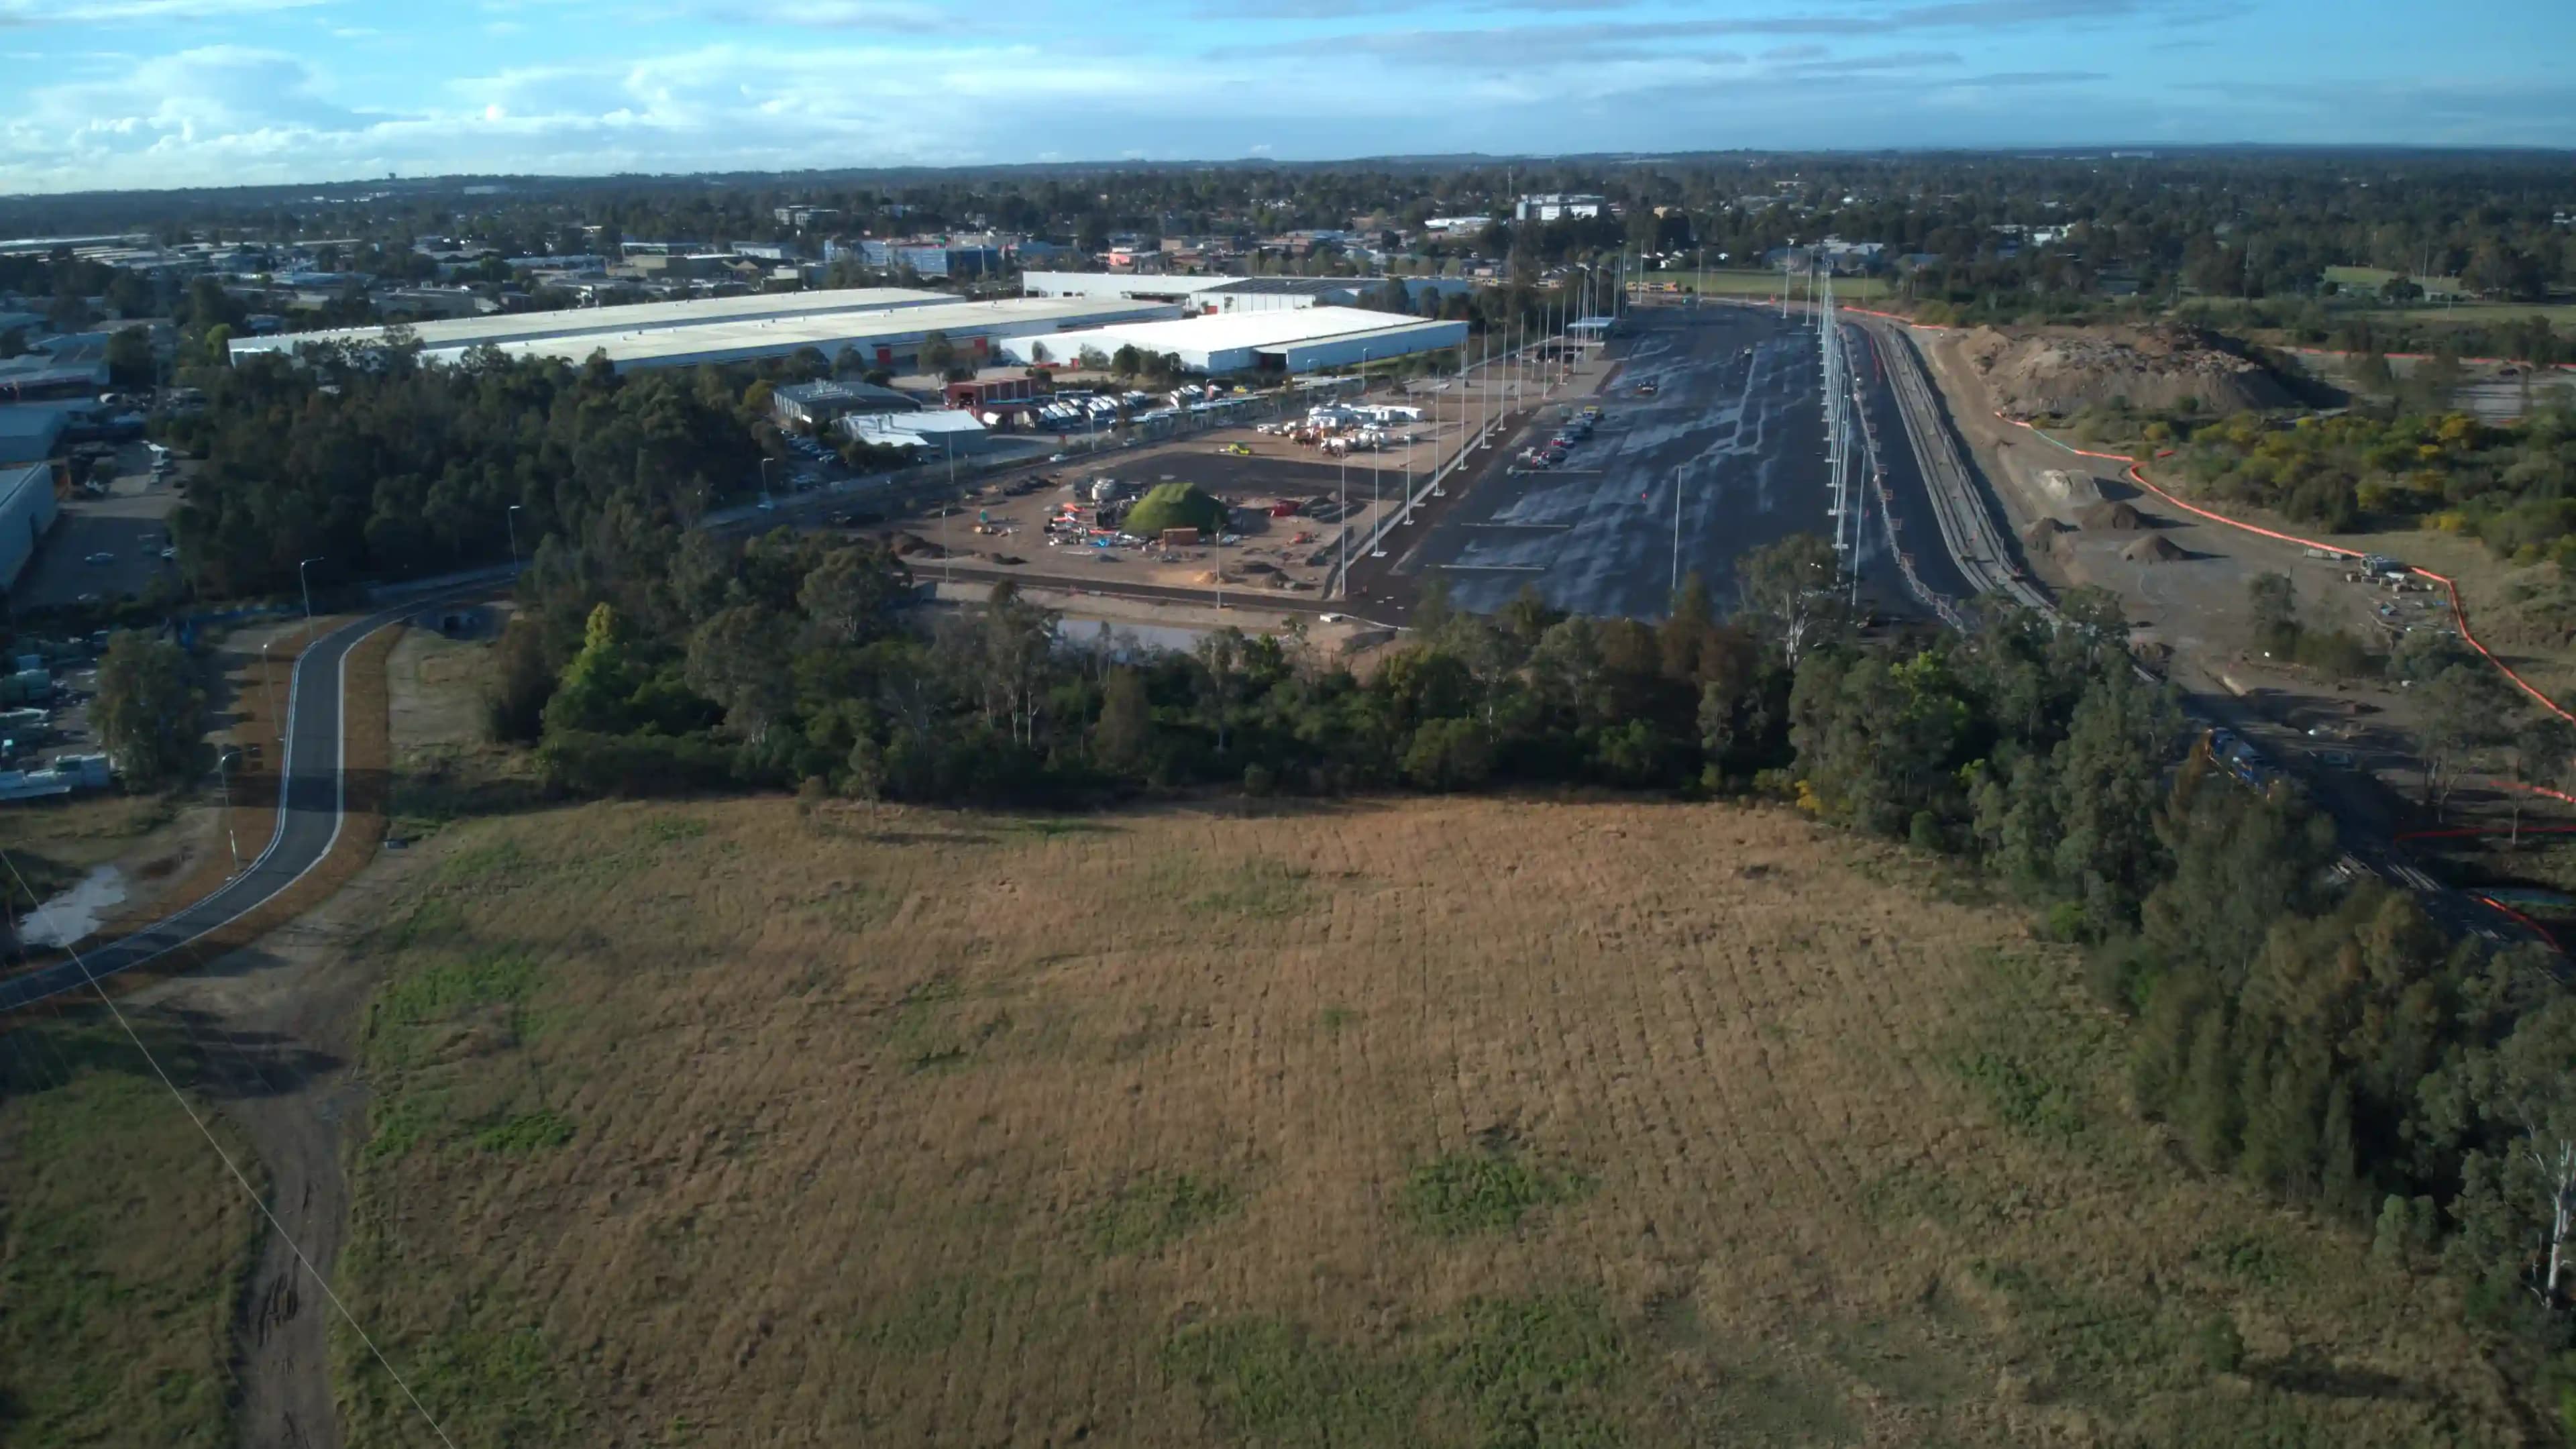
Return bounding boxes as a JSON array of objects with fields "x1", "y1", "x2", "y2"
[{"x1": 1857, "y1": 320, "x2": 2053, "y2": 615}]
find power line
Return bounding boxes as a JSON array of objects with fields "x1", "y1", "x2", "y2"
[{"x1": 0, "y1": 849, "x2": 463, "y2": 1449}]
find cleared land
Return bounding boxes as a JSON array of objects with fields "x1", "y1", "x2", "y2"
[{"x1": 333, "y1": 796, "x2": 2514, "y2": 1447}]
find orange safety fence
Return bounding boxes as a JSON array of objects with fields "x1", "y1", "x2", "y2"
[
  {"x1": 2473, "y1": 894, "x2": 2566, "y2": 952},
  {"x1": 1992, "y1": 413, "x2": 2576, "y2": 727}
]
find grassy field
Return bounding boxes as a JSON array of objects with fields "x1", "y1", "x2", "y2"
[
  {"x1": 329, "y1": 795, "x2": 2521, "y2": 1447},
  {"x1": 1667, "y1": 269, "x2": 1892, "y2": 301},
  {"x1": 0, "y1": 1014, "x2": 260, "y2": 1445},
  {"x1": 2323, "y1": 265, "x2": 2467, "y2": 298}
]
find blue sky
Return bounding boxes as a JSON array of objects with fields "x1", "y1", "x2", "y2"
[{"x1": 3, "y1": 0, "x2": 2572, "y2": 195}]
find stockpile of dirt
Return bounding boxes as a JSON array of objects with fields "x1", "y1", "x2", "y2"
[
  {"x1": 886, "y1": 531, "x2": 946, "y2": 559},
  {"x1": 2124, "y1": 533, "x2": 2187, "y2": 564},
  {"x1": 1962, "y1": 323, "x2": 2296, "y2": 417},
  {"x1": 2023, "y1": 518, "x2": 2073, "y2": 557},
  {"x1": 2079, "y1": 500, "x2": 2146, "y2": 531}
]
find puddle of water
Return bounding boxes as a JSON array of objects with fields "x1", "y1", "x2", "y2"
[
  {"x1": 18, "y1": 864, "x2": 128, "y2": 949},
  {"x1": 1057, "y1": 619, "x2": 1210, "y2": 658}
]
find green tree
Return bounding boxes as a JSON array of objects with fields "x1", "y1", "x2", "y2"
[
  {"x1": 1735, "y1": 533, "x2": 1843, "y2": 668},
  {"x1": 1095, "y1": 665, "x2": 1152, "y2": 773},
  {"x1": 104, "y1": 325, "x2": 154, "y2": 388},
  {"x1": 2247, "y1": 572, "x2": 2299, "y2": 658},
  {"x1": 684, "y1": 605, "x2": 794, "y2": 745},
  {"x1": 91, "y1": 630, "x2": 204, "y2": 788},
  {"x1": 543, "y1": 604, "x2": 641, "y2": 736}
]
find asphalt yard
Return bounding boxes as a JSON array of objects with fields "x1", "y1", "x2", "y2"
[{"x1": 1375, "y1": 306, "x2": 1824, "y2": 619}]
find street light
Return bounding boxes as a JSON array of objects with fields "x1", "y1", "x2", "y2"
[
  {"x1": 505, "y1": 504, "x2": 523, "y2": 572},
  {"x1": 216, "y1": 749, "x2": 240, "y2": 875},
  {"x1": 260, "y1": 639, "x2": 280, "y2": 743},
  {"x1": 298, "y1": 556, "x2": 322, "y2": 649}
]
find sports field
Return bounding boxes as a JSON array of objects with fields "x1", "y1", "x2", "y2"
[
  {"x1": 329, "y1": 795, "x2": 2517, "y2": 1447},
  {"x1": 1669, "y1": 269, "x2": 1894, "y2": 301}
]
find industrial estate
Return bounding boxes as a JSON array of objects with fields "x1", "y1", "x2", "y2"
[{"x1": 3, "y1": 57, "x2": 2576, "y2": 1449}]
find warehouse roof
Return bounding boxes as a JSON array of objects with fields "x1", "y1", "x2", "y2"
[
  {"x1": 228, "y1": 286, "x2": 953, "y2": 358},
  {"x1": 0, "y1": 404, "x2": 72, "y2": 463},
  {"x1": 1010, "y1": 305, "x2": 1434, "y2": 356},
  {"x1": 454, "y1": 297, "x2": 1179, "y2": 372}
]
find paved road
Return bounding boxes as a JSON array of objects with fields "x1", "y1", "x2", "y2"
[{"x1": 1, "y1": 600, "x2": 427, "y2": 1012}]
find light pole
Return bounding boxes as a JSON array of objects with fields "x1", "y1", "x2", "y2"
[
  {"x1": 298, "y1": 556, "x2": 322, "y2": 649},
  {"x1": 943, "y1": 435, "x2": 956, "y2": 586},
  {"x1": 216, "y1": 749, "x2": 240, "y2": 874},
  {"x1": 1670, "y1": 465, "x2": 1684, "y2": 603},
  {"x1": 1364, "y1": 348, "x2": 1383, "y2": 561},
  {"x1": 505, "y1": 504, "x2": 523, "y2": 572},
  {"x1": 260, "y1": 639, "x2": 280, "y2": 743},
  {"x1": 1336, "y1": 439, "x2": 1348, "y2": 596}
]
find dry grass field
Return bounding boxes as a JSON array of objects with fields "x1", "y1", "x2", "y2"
[{"x1": 335, "y1": 796, "x2": 2522, "y2": 1448}]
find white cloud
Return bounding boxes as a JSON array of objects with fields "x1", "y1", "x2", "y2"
[{"x1": 0, "y1": 0, "x2": 321, "y2": 21}]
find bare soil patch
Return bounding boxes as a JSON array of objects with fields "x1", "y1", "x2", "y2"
[
  {"x1": 333, "y1": 797, "x2": 2514, "y2": 1447},
  {"x1": 1961, "y1": 323, "x2": 2296, "y2": 419}
]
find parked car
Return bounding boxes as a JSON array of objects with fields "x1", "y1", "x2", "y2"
[{"x1": 83, "y1": 551, "x2": 113, "y2": 565}]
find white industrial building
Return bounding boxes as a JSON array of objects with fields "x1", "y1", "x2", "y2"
[
  {"x1": 1516, "y1": 193, "x2": 1605, "y2": 222},
  {"x1": 1022, "y1": 272, "x2": 1473, "y2": 315},
  {"x1": 0, "y1": 462, "x2": 58, "y2": 592},
  {"x1": 991, "y1": 306, "x2": 1466, "y2": 376},
  {"x1": 841, "y1": 409, "x2": 994, "y2": 454},
  {"x1": 225, "y1": 286, "x2": 955, "y2": 362},
  {"x1": 451, "y1": 297, "x2": 1179, "y2": 374}
]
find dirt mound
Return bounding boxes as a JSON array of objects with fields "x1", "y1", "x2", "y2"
[
  {"x1": 2039, "y1": 469, "x2": 2104, "y2": 506},
  {"x1": 1962, "y1": 323, "x2": 2295, "y2": 417},
  {"x1": 886, "y1": 531, "x2": 945, "y2": 559},
  {"x1": 2080, "y1": 500, "x2": 2145, "y2": 531},
  {"x1": 2123, "y1": 533, "x2": 2186, "y2": 564},
  {"x1": 2023, "y1": 518, "x2": 2070, "y2": 551}
]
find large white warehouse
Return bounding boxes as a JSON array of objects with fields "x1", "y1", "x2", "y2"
[
  {"x1": 226, "y1": 286, "x2": 955, "y2": 362},
  {"x1": 236, "y1": 296, "x2": 1183, "y2": 375},
  {"x1": 991, "y1": 306, "x2": 1466, "y2": 376},
  {"x1": 0, "y1": 462, "x2": 58, "y2": 592},
  {"x1": 451, "y1": 297, "x2": 1181, "y2": 374}
]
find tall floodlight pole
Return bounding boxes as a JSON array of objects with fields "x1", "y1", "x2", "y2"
[
  {"x1": 1364, "y1": 349, "x2": 1383, "y2": 559},
  {"x1": 505, "y1": 503, "x2": 523, "y2": 573},
  {"x1": 1337, "y1": 437, "x2": 1349, "y2": 592},
  {"x1": 1670, "y1": 465, "x2": 1683, "y2": 604}
]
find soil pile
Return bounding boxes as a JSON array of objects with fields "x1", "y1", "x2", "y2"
[
  {"x1": 2023, "y1": 518, "x2": 2070, "y2": 555},
  {"x1": 887, "y1": 531, "x2": 946, "y2": 558},
  {"x1": 2040, "y1": 469, "x2": 2105, "y2": 506},
  {"x1": 2124, "y1": 533, "x2": 2187, "y2": 564},
  {"x1": 2080, "y1": 500, "x2": 2146, "y2": 531},
  {"x1": 1964, "y1": 323, "x2": 2296, "y2": 417}
]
